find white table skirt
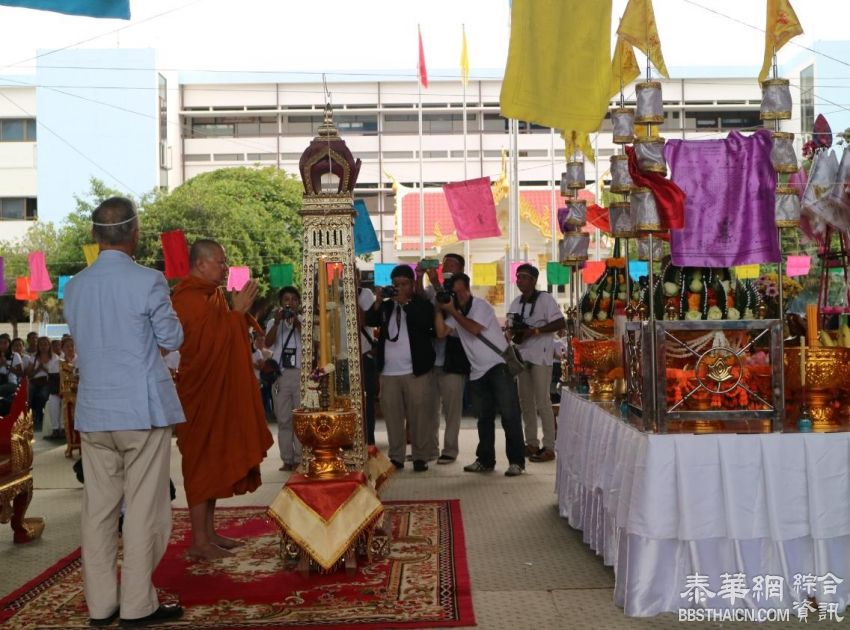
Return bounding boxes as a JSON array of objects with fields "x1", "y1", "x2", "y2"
[{"x1": 555, "y1": 389, "x2": 850, "y2": 617}]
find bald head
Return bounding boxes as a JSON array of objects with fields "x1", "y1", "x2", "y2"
[{"x1": 189, "y1": 239, "x2": 227, "y2": 285}]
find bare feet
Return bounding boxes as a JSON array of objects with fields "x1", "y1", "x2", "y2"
[
  {"x1": 210, "y1": 534, "x2": 244, "y2": 549},
  {"x1": 186, "y1": 543, "x2": 233, "y2": 560}
]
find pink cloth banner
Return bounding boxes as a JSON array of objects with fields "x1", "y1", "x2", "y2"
[
  {"x1": 442, "y1": 177, "x2": 501, "y2": 241},
  {"x1": 226, "y1": 266, "x2": 250, "y2": 291},
  {"x1": 666, "y1": 129, "x2": 779, "y2": 268},
  {"x1": 28, "y1": 251, "x2": 52, "y2": 291}
]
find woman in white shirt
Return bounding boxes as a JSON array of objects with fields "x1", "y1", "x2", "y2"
[{"x1": 27, "y1": 337, "x2": 60, "y2": 437}]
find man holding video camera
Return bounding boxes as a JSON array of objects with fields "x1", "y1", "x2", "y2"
[
  {"x1": 265, "y1": 286, "x2": 303, "y2": 471},
  {"x1": 507, "y1": 264, "x2": 565, "y2": 462},
  {"x1": 366, "y1": 265, "x2": 436, "y2": 471}
]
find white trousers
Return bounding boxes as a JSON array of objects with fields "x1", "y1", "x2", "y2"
[
  {"x1": 273, "y1": 369, "x2": 302, "y2": 465},
  {"x1": 47, "y1": 394, "x2": 61, "y2": 431},
  {"x1": 80, "y1": 427, "x2": 173, "y2": 620}
]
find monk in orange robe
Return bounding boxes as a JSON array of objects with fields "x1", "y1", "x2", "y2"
[{"x1": 172, "y1": 239, "x2": 274, "y2": 559}]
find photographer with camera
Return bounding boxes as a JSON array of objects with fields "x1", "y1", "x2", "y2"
[
  {"x1": 507, "y1": 264, "x2": 565, "y2": 463},
  {"x1": 264, "y1": 286, "x2": 303, "y2": 471},
  {"x1": 434, "y1": 273, "x2": 526, "y2": 477},
  {"x1": 366, "y1": 265, "x2": 436, "y2": 471},
  {"x1": 416, "y1": 253, "x2": 468, "y2": 464}
]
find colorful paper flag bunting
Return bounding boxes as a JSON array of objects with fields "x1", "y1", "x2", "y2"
[
  {"x1": 785, "y1": 255, "x2": 811, "y2": 277},
  {"x1": 27, "y1": 251, "x2": 52, "y2": 292},
  {"x1": 374, "y1": 263, "x2": 396, "y2": 288},
  {"x1": 58, "y1": 275, "x2": 72, "y2": 299},
  {"x1": 353, "y1": 199, "x2": 380, "y2": 256},
  {"x1": 269, "y1": 263, "x2": 293, "y2": 288},
  {"x1": 161, "y1": 229, "x2": 190, "y2": 279},
  {"x1": 546, "y1": 262, "x2": 571, "y2": 285},
  {"x1": 582, "y1": 261, "x2": 606, "y2": 284},
  {"x1": 443, "y1": 177, "x2": 500, "y2": 241},
  {"x1": 15, "y1": 277, "x2": 37, "y2": 301},
  {"x1": 226, "y1": 266, "x2": 250, "y2": 291},
  {"x1": 628, "y1": 260, "x2": 649, "y2": 281},
  {"x1": 472, "y1": 262, "x2": 498, "y2": 286},
  {"x1": 734, "y1": 264, "x2": 761, "y2": 280},
  {"x1": 83, "y1": 243, "x2": 99, "y2": 267}
]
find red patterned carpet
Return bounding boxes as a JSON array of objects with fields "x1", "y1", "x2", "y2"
[{"x1": 0, "y1": 500, "x2": 474, "y2": 629}]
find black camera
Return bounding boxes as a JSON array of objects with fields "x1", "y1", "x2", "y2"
[
  {"x1": 506, "y1": 312, "x2": 530, "y2": 344},
  {"x1": 435, "y1": 278, "x2": 455, "y2": 304},
  {"x1": 380, "y1": 286, "x2": 398, "y2": 299},
  {"x1": 281, "y1": 307, "x2": 296, "y2": 320}
]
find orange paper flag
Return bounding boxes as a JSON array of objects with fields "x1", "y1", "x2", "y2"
[{"x1": 15, "y1": 277, "x2": 37, "y2": 301}]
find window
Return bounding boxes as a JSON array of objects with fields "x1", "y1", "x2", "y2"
[
  {"x1": 0, "y1": 198, "x2": 27, "y2": 220},
  {"x1": 189, "y1": 116, "x2": 277, "y2": 138},
  {"x1": 336, "y1": 114, "x2": 378, "y2": 134},
  {"x1": 800, "y1": 64, "x2": 814, "y2": 134},
  {"x1": 246, "y1": 153, "x2": 278, "y2": 161},
  {"x1": 185, "y1": 154, "x2": 211, "y2": 162},
  {"x1": 213, "y1": 153, "x2": 241, "y2": 161},
  {"x1": 0, "y1": 118, "x2": 36, "y2": 142}
]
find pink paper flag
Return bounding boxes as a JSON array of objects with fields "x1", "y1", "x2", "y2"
[
  {"x1": 442, "y1": 177, "x2": 501, "y2": 241},
  {"x1": 509, "y1": 261, "x2": 530, "y2": 282},
  {"x1": 226, "y1": 266, "x2": 250, "y2": 291},
  {"x1": 786, "y1": 255, "x2": 811, "y2": 277},
  {"x1": 27, "y1": 251, "x2": 52, "y2": 291}
]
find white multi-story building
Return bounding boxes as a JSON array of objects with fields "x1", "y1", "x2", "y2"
[{"x1": 0, "y1": 81, "x2": 38, "y2": 243}]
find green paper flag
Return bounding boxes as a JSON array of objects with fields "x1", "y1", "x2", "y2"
[
  {"x1": 547, "y1": 261, "x2": 571, "y2": 285},
  {"x1": 269, "y1": 263, "x2": 293, "y2": 288}
]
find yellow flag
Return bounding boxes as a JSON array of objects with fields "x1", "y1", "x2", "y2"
[
  {"x1": 617, "y1": 0, "x2": 669, "y2": 79},
  {"x1": 610, "y1": 36, "x2": 641, "y2": 98},
  {"x1": 472, "y1": 262, "x2": 498, "y2": 287},
  {"x1": 501, "y1": 0, "x2": 613, "y2": 156},
  {"x1": 758, "y1": 0, "x2": 803, "y2": 82},
  {"x1": 83, "y1": 243, "x2": 99, "y2": 267},
  {"x1": 460, "y1": 26, "x2": 470, "y2": 87}
]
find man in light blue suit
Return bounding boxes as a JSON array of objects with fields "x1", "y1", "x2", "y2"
[{"x1": 65, "y1": 197, "x2": 185, "y2": 628}]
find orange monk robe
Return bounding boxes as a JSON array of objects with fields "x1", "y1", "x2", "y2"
[{"x1": 172, "y1": 275, "x2": 274, "y2": 507}]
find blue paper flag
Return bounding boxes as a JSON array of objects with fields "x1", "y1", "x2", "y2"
[
  {"x1": 353, "y1": 199, "x2": 380, "y2": 256},
  {"x1": 0, "y1": 0, "x2": 130, "y2": 18},
  {"x1": 628, "y1": 261, "x2": 649, "y2": 281},
  {"x1": 57, "y1": 275, "x2": 72, "y2": 299},
  {"x1": 374, "y1": 263, "x2": 396, "y2": 287}
]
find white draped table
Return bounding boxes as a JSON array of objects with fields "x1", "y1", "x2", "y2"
[{"x1": 555, "y1": 389, "x2": 850, "y2": 617}]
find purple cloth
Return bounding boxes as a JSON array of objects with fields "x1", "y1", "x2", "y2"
[{"x1": 666, "y1": 129, "x2": 779, "y2": 268}]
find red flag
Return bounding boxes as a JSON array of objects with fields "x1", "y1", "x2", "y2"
[
  {"x1": 586, "y1": 204, "x2": 611, "y2": 232},
  {"x1": 161, "y1": 229, "x2": 190, "y2": 279},
  {"x1": 15, "y1": 277, "x2": 37, "y2": 301},
  {"x1": 442, "y1": 177, "x2": 500, "y2": 240},
  {"x1": 418, "y1": 26, "x2": 429, "y2": 88}
]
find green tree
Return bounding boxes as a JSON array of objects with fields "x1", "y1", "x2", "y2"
[{"x1": 136, "y1": 167, "x2": 303, "y2": 293}]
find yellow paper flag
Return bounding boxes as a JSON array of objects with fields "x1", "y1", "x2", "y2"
[
  {"x1": 617, "y1": 0, "x2": 669, "y2": 79},
  {"x1": 472, "y1": 262, "x2": 498, "y2": 287},
  {"x1": 758, "y1": 0, "x2": 803, "y2": 82},
  {"x1": 460, "y1": 25, "x2": 470, "y2": 87},
  {"x1": 734, "y1": 264, "x2": 761, "y2": 280},
  {"x1": 83, "y1": 243, "x2": 99, "y2": 267},
  {"x1": 501, "y1": 0, "x2": 613, "y2": 159},
  {"x1": 610, "y1": 36, "x2": 641, "y2": 98}
]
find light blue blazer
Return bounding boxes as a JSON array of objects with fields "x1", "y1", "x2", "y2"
[{"x1": 64, "y1": 250, "x2": 186, "y2": 432}]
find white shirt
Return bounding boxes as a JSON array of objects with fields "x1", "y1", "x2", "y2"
[
  {"x1": 507, "y1": 291, "x2": 563, "y2": 366},
  {"x1": 0, "y1": 352, "x2": 23, "y2": 386},
  {"x1": 266, "y1": 317, "x2": 302, "y2": 370},
  {"x1": 382, "y1": 302, "x2": 413, "y2": 376},
  {"x1": 358, "y1": 288, "x2": 377, "y2": 354},
  {"x1": 444, "y1": 298, "x2": 506, "y2": 380},
  {"x1": 31, "y1": 354, "x2": 60, "y2": 379}
]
